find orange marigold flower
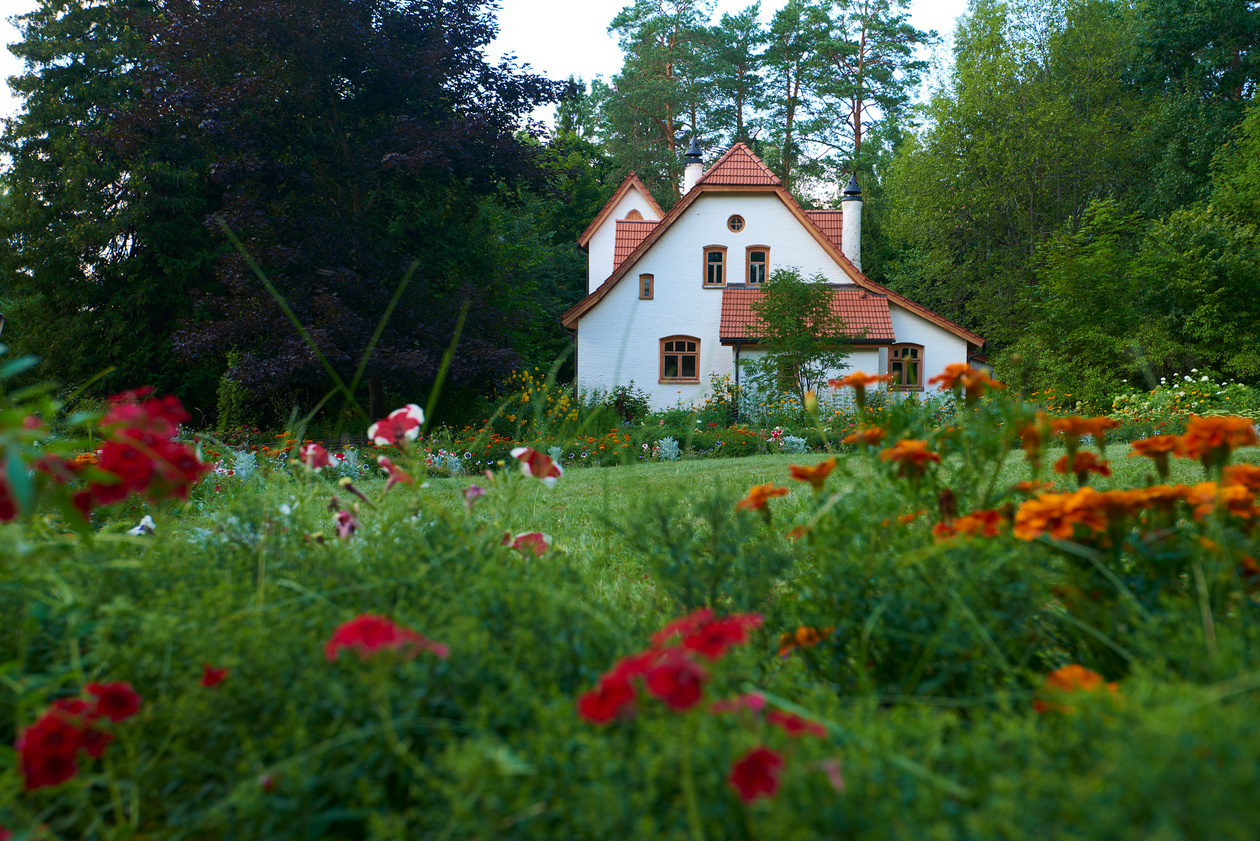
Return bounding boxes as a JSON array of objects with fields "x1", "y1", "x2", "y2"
[
  {"x1": 1012, "y1": 480, "x2": 1056, "y2": 495},
  {"x1": 1052, "y1": 416, "x2": 1120, "y2": 441},
  {"x1": 1053, "y1": 451, "x2": 1112, "y2": 483},
  {"x1": 788, "y1": 457, "x2": 837, "y2": 491},
  {"x1": 879, "y1": 440, "x2": 941, "y2": 477},
  {"x1": 926, "y1": 363, "x2": 972, "y2": 390},
  {"x1": 1184, "y1": 481, "x2": 1259, "y2": 521},
  {"x1": 1240, "y1": 556, "x2": 1260, "y2": 588},
  {"x1": 1140, "y1": 483, "x2": 1190, "y2": 510},
  {"x1": 1223, "y1": 463, "x2": 1260, "y2": 491},
  {"x1": 1095, "y1": 489, "x2": 1147, "y2": 520},
  {"x1": 954, "y1": 509, "x2": 1004, "y2": 538},
  {"x1": 931, "y1": 522, "x2": 957, "y2": 541},
  {"x1": 776, "y1": 626, "x2": 833, "y2": 657},
  {"x1": 1128, "y1": 434, "x2": 1184, "y2": 458},
  {"x1": 1013, "y1": 488, "x2": 1108, "y2": 541},
  {"x1": 897, "y1": 509, "x2": 927, "y2": 524},
  {"x1": 1033, "y1": 664, "x2": 1120, "y2": 714},
  {"x1": 1180, "y1": 415, "x2": 1259, "y2": 462},
  {"x1": 736, "y1": 483, "x2": 790, "y2": 511},
  {"x1": 841, "y1": 427, "x2": 886, "y2": 446},
  {"x1": 828, "y1": 371, "x2": 892, "y2": 390}
]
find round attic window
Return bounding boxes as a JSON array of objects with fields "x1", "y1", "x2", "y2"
[{"x1": 727, "y1": 215, "x2": 745, "y2": 232}]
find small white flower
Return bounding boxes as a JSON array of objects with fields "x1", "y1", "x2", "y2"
[
  {"x1": 279, "y1": 504, "x2": 292, "y2": 515},
  {"x1": 127, "y1": 515, "x2": 156, "y2": 536}
]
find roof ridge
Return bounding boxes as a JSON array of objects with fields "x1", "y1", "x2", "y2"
[{"x1": 695, "y1": 143, "x2": 782, "y2": 186}]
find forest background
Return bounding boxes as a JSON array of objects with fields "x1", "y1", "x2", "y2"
[{"x1": 0, "y1": 0, "x2": 1257, "y2": 428}]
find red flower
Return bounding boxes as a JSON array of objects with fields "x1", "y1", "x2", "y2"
[
  {"x1": 1, "y1": 824, "x2": 12, "y2": 841},
  {"x1": 299, "y1": 443, "x2": 331, "y2": 471},
  {"x1": 86, "y1": 682, "x2": 142, "y2": 723},
  {"x1": 508, "y1": 531, "x2": 551, "y2": 556},
  {"x1": 201, "y1": 664, "x2": 230, "y2": 688},
  {"x1": 0, "y1": 473, "x2": 17, "y2": 522},
  {"x1": 728, "y1": 746, "x2": 784, "y2": 803},
  {"x1": 576, "y1": 676, "x2": 637, "y2": 724},
  {"x1": 510, "y1": 446, "x2": 564, "y2": 487},
  {"x1": 324, "y1": 614, "x2": 449, "y2": 662},
  {"x1": 367, "y1": 404, "x2": 425, "y2": 446},
  {"x1": 681, "y1": 614, "x2": 763, "y2": 661},
  {"x1": 16, "y1": 713, "x2": 86, "y2": 790},
  {"x1": 767, "y1": 710, "x2": 827, "y2": 738},
  {"x1": 651, "y1": 608, "x2": 715, "y2": 646},
  {"x1": 643, "y1": 649, "x2": 708, "y2": 711},
  {"x1": 605, "y1": 649, "x2": 664, "y2": 683}
]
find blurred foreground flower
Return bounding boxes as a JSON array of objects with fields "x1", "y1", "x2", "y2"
[{"x1": 324, "y1": 614, "x2": 448, "y2": 662}]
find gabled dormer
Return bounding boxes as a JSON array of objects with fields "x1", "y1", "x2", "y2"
[{"x1": 578, "y1": 173, "x2": 665, "y2": 293}]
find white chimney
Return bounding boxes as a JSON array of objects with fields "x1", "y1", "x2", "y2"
[
  {"x1": 682, "y1": 137, "x2": 704, "y2": 194},
  {"x1": 841, "y1": 172, "x2": 863, "y2": 271}
]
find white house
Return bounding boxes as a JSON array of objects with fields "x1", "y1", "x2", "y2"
[{"x1": 561, "y1": 142, "x2": 985, "y2": 409}]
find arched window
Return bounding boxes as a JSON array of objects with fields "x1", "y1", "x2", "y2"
[
  {"x1": 890, "y1": 344, "x2": 924, "y2": 390},
  {"x1": 660, "y1": 336, "x2": 700, "y2": 383},
  {"x1": 639, "y1": 273, "x2": 654, "y2": 299},
  {"x1": 625, "y1": 209, "x2": 644, "y2": 221}
]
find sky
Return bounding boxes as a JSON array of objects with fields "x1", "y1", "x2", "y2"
[{"x1": 2, "y1": 0, "x2": 971, "y2": 124}]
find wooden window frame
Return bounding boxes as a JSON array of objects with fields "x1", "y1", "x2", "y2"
[
  {"x1": 727, "y1": 214, "x2": 745, "y2": 232},
  {"x1": 703, "y1": 246, "x2": 727, "y2": 288},
  {"x1": 639, "y1": 273, "x2": 654, "y2": 300},
  {"x1": 890, "y1": 343, "x2": 925, "y2": 391},
  {"x1": 746, "y1": 246, "x2": 769, "y2": 285},
  {"x1": 660, "y1": 335, "x2": 701, "y2": 383}
]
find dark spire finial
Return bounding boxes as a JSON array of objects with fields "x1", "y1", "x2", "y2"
[
  {"x1": 842, "y1": 172, "x2": 862, "y2": 201},
  {"x1": 685, "y1": 137, "x2": 703, "y2": 164}
]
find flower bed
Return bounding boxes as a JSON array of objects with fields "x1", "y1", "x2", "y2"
[{"x1": 2, "y1": 367, "x2": 1259, "y2": 838}]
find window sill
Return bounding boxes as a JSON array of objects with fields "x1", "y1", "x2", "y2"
[{"x1": 660, "y1": 379, "x2": 701, "y2": 385}]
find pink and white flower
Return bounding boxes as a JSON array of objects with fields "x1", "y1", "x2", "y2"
[
  {"x1": 299, "y1": 443, "x2": 331, "y2": 471},
  {"x1": 510, "y1": 447, "x2": 563, "y2": 488},
  {"x1": 367, "y1": 404, "x2": 425, "y2": 446},
  {"x1": 504, "y1": 531, "x2": 551, "y2": 556},
  {"x1": 376, "y1": 456, "x2": 413, "y2": 492}
]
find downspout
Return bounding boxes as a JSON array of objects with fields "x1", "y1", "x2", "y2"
[{"x1": 733, "y1": 340, "x2": 743, "y2": 421}]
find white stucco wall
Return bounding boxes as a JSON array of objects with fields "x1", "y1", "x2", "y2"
[
  {"x1": 585, "y1": 186, "x2": 662, "y2": 293},
  {"x1": 887, "y1": 303, "x2": 970, "y2": 400}
]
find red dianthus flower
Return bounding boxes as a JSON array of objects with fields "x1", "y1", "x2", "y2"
[{"x1": 728, "y1": 746, "x2": 784, "y2": 803}]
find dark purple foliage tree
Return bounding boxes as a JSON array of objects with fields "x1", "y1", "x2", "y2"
[{"x1": 115, "y1": 0, "x2": 561, "y2": 419}]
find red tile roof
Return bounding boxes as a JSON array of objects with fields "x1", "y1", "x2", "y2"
[
  {"x1": 613, "y1": 220, "x2": 658, "y2": 270},
  {"x1": 719, "y1": 286, "x2": 895, "y2": 342},
  {"x1": 696, "y1": 143, "x2": 782, "y2": 186},
  {"x1": 805, "y1": 210, "x2": 844, "y2": 253}
]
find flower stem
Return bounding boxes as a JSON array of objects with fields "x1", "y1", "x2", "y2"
[{"x1": 680, "y1": 719, "x2": 706, "y2": 841}]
